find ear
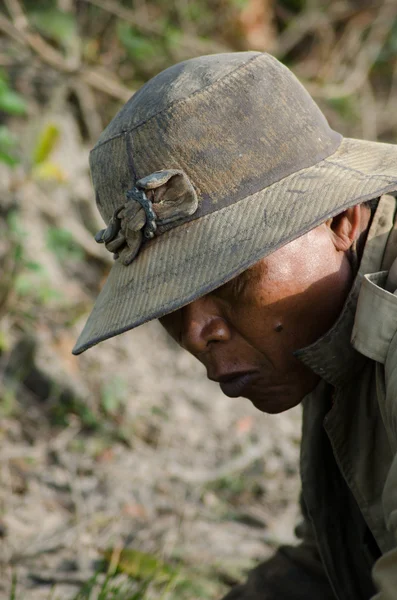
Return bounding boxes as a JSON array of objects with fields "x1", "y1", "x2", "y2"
[{"x1": 326, "y1": 205, "x2": 363, "y2": 252}]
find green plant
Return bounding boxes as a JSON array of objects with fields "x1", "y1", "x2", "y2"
[
  {"x1": 0, "y1": 71, "x2": 26, "y2": 166},
  {"x1": 46, "y1": 226, "x2": 84, "y2": 262},
  {"x1": 32, "y1": 122, "x2": 60, "y2": 165},
  {"x1": 0, "y1": 72, "x2": 26, "y2": 116},
  {"x1": 9, "y1": 571, "x2": 17, "y2": 600},
  {"x1": 4, "y1": 211, "x2": 61, "y2": 317},
  {"x1": 326, "y1": 96, "x2": 359, "y2": 122},
  {"x1": 28, "y1": 7, "x2": 77, "y2": 51},
  {"x1": 100, "y1": 376, "x2": 128, "y2": 417},
  {"x1": 117, "y1": 24, "x2": 160, "y2": 62},
  {"x1": 0, "y1": 126, "x2": 20, "y2": 166},
  {"x1": 0, "y1": 385, "x2": 18, "y2": 418},
  {"x1": 69, "y1": 548, "x2": 223, "y2": 600},
  {"x1": 49, "y1": 391, "x2": 100, "y2": 430},
  {"x1": 71, "y1": 571, "x2": 150, "y2": 600}
]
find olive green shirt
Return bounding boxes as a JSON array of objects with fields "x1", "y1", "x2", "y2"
[{"x1": 296, "y1": 194, "x2": 397, "y2": 599}]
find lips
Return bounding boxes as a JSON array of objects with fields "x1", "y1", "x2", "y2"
[{"x1": 215, "y1": 371, "x2": 259, "y2": 398}]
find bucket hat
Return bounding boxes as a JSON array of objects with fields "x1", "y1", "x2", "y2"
[{"x1": 73, "y1": 51, "x2": 397, "y2": 355}]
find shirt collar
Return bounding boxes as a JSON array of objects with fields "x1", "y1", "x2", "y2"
[{"x1": 294, "y1": 194, "x2": 396, "y2": 388}]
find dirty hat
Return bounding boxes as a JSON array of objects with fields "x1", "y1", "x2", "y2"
[{"x1": 73, "y1": 51, "x2": 397, "y2": 355}]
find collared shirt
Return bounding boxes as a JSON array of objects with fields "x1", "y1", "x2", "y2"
[
  {"x1": 295, "y1": 194, "x2": 396, "y2": 387},
  {"x1": 293, "y1": 195, "x2": 397, "y2": 600}
]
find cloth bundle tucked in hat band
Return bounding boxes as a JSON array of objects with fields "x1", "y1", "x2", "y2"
[{"x1": 95, "y1": 169, "x2": 198, "y2": 266}]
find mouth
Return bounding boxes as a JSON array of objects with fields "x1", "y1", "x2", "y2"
[{"x1": 212, "y1": 371, "x2": 259, "y2": 398}]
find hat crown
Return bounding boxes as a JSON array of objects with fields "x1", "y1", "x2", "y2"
[
  {"x1": 98, "y1": 52, "x2": 261, "y2": 144},
  {"x1": 90, "y1": 52, "x2": 342, "y2": 226}
]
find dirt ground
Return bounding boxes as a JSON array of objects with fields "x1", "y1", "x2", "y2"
[
  {"x1": 0, "y1": 112, "x2": 302, "y2": 600},
  {"x1": 0, "y1": 320, "x2": 302, "y2": 599}
]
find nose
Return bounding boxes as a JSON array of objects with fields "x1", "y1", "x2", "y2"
[{"x1": 180, "y1": 296, "x2": 231, "y2": 355}]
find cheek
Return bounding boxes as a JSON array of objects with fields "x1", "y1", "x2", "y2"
[
  {"x1": 262, "y1": 248, "x2": 349, "y2": 349},
  {"x1": 236, "y1": 236, "x2": 348, "y2": 359},
  {"x1": 230, "y1": 298, "x2": 295, "y2": 362},
  {"x1": 266, "y1": 232, "x2": 343, "y2": 292}
]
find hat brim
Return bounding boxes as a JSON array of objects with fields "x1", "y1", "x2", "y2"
[{"x1": 73, "y1": 137, "x2": 397, "y2": 355}]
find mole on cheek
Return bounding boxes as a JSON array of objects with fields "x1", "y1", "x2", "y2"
[{"x1": 274, "y1": 323, "x2": 283, "y2": 333}]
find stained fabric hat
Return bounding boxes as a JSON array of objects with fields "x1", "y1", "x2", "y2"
[{"x1": 73, "y1": 51, "x2": 397, "y2": 355}]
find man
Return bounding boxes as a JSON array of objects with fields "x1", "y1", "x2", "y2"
[{"x1": 72, "y1": 52, "x2": 397, "y2": 599}]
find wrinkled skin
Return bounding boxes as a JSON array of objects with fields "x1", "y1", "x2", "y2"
[{"x1": 160, "y1": 205, "x2": 372, "y2": 413}]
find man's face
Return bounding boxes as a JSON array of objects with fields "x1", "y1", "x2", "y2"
[{"x1": 160, "y1": 220, "x2": 355, "y2": 413}]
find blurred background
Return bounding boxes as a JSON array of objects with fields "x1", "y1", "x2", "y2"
[{"x1": 0, "y1": 0, "x2": 396, "y2": 598}]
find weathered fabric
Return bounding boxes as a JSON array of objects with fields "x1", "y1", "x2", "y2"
[
  {"x1": 223, "y1": 194, "x2": 397, "y2": 600},
  {"x1": 73, "y1": 53, "x2": 397, "y2": 355}
]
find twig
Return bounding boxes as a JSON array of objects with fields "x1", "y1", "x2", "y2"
[
  {"x1": 69, "y1": 80, "x2": 104, "y2": 140},
  {"x1": 383, "y1": 54, "x2": 397, "y2": 117},
  {"x1": 80, "y1": 0, "x2": 164, "y2": 35},
  {"x1": 0, "y1": 14, "x2": 77, "y2": 72},
  {"x1": 81, "y1": 68, "x2": 132, "y2": 103},
  {"x1": 317, "y1": 12, "x2": 370, "y2": 83},
  {"x1": 282, "y1": 0, "x2": 395, "y2": 100},
  {"x1": 277, "y1": 10, "x2": 331, "y2": 57},
  {"x1": 81, "y1": 0, "x2": 228, "y2": 55},
  {"x1": 0, "y1": 13, "x2": 132, "y2": 103},
  {"x1": 277, "y1": 2, "x2": 362, "y2": 59},
  {"x1": 360, "y1": 79, "x2": 378, "y2": 141},
  {"x1": 0, "y1": 13, "x2": 26, "y2": 45},
  {"x1": 313, "y1": 0, "x2": 395, "y2": 98},
  {"x1": 0, "y1": 54, "x2": 13, "y2": 67},
  {"x1": 4, "y1": 0, "x2": 29, "y2": 30}
]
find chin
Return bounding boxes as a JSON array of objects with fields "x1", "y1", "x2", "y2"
[{"x1": 248, "y1": 391, "x2": 303, "y2": 414}]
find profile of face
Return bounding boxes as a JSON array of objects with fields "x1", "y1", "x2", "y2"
[{"x1": 160, "y1": 206, "x2": 370, "y2": 413}]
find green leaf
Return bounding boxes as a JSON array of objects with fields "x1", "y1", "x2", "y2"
[
  {"x1": 0, "y1": 73, "x2": 26, "y2": 116},
  {"x1": 0, "y1": 150, "x2": 18, "y2": 166},
  {"x1": 0, "y1": 76, "x2": 7, "y2": 93},
  {"x1": 103, "y1": 548, "x2": 177, "y2": 583},
  {"x1": 29, "y1": 8, "x2": 77, "y2": 48},
  {"x1": 0, "y1": 126, "x2": 21, "y2": 166},
  {"x1": 14, "y1": 273, "x2": 35, "y2": 297},
  {"x1": 327, "y1": 96, "x2": 358, "y2": 121},
  {"x1": 13, "y1": 243, "x2": 23, "y2": 263},
  {"x1": 24, "y1": 261, "x2": 44, "y2": 273},
  {"x1": 0, "y1": 88, "x2": 27, "y2": 115},
  {"x1": 117, "y1": 23, "x2": 158, "y2": 61},
  {"x1": 32, "y1": 160, "x2": 66, "y2": 182},
  {"x1": 32, "y1": 123, "x2": 60, "y2": 164},
  {"x1": 46, "y1": 226, "x2": 83, "y2": 261},
  {"x1": 0, "y1": 330, "x2": 10, "y2": 352},
  {"x1": 0, "y1": 387, "x2": 17, "y2": 417},
  {"x1": 100, "y1": 376, "x2": 127, "y2": 416},
  {"x1": 6, "y1": 210, "x2": 25, "y2": 237},
  {"x1": 164, "y1": 26, "x2": 183, "y2": 50}
]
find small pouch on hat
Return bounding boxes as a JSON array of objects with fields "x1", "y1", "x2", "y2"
[{"x1": 95, "y1": 169, "x2": 198, "y2": 266}]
